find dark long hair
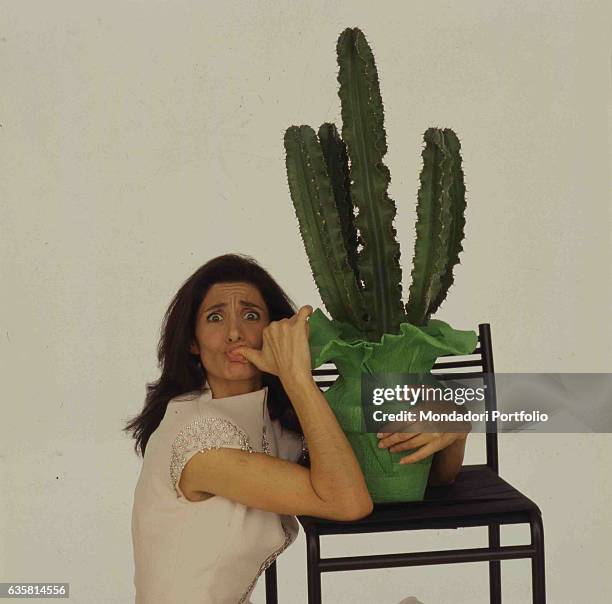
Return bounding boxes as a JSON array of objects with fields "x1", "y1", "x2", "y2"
[{"x1": 123, "y1": 253, "x2": 304, "y2": 457}]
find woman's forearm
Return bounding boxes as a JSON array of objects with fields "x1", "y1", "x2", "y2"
[
  {"x1": 428, "y1": 435, "x2": 467, "y2": 486},
  {"x1": 281, "y1": 373, "x2": 372, "y2": 512}
]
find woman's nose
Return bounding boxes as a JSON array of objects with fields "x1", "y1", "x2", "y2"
[{"x1": 226, "y1": 316, "x2": 243, "y2": 342}]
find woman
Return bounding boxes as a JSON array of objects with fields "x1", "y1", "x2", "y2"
[{"x1": 125, "y1": 253, "x2": 467, "y2": 603}]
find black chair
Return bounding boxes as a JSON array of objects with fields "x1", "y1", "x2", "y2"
[{"x1": 265, "y1": 323, "x2": 546, "y2": 603}]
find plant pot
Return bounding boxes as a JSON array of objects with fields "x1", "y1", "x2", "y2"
[{"x1": 308, "y1": 309, "x2": 478, "y2": 503}]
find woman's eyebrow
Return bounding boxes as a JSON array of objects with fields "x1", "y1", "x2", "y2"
[{"x1": 202, "y1": 301, "x2": 265, "y2": 313}]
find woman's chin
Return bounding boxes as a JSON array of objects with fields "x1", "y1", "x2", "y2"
[{"x1": 225, "y1": 360, "x2": 254, "y2": 375}]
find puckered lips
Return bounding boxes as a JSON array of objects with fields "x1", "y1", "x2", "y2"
[{"x1": 226, "y1": 346, "x2": 249, "y2": 364}]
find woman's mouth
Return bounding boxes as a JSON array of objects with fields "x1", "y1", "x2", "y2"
[{"x1": 226, "y1": 351, "x2": 248, "y2": 364}]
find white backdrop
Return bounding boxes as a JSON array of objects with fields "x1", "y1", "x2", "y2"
[{"x1": 1, "y1": 1, "x2": 611, "y2": 602}]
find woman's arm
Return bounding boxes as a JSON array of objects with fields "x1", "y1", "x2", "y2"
[
  {"x1": 427, "y1": 434, "x2": 468, "y2": 486},
  {"x1": 180, "y1": 306, "x2": 373, "y2": 520},
  {"x1": 377, "y1": 419, "x2": 471, "y2": 486},
  {"x1": 180, "y1": 374, "x2": 372, "y2": 520},
  {"x1": 282, "y1": 373, "x2": 372, "y2": 510}
]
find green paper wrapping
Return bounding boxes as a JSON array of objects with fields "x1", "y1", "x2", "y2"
[{"x1": 308, "y1": 308, "x2": 478, "y2": 502}]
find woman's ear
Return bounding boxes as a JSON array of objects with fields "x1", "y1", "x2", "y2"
[{"x1": 189, "y1": 341, "x2": 199, "y2": 355}]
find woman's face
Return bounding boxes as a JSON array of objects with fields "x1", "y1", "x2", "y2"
[{"x1": 190, "y1": 281, "x2": 270, "y2": 396}]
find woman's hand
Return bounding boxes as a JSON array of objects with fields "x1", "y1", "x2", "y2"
[
  {"x1": 376, "y1": 430, "x2": 469, "y2": 465},
  {"x1": 377, "y1": 395, "x2": 471, "y2": 465},
  {"x1": 232, "y1": 305, "x2": 313, "y2": 383}
]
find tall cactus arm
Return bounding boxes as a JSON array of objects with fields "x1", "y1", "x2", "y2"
[
  {"x1": 317, "y1": 122, "x2": 362, "y2": 288},
  {"x1": 427, "y1": 128, "x2": 467, "y2": 316},
  {"x1": 336, "y1": 27, "x2": 405, "y2": 340},
  {"x1": 284, "y1": 125, "x2": 367, "y2": 329},
  {"x1": 406, "y1": 128, "x2": 458, "y2": 326}
]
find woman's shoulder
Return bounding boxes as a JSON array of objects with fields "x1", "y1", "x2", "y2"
[
  {"x1": 165, "y1": 389, "x2": 220, "y2": 421},
  {"x1": 157, "y1": 390, "x2": 209, "y2": 437},
  {"x1": 168, "y1": 389, "x2": 205, "y2": 405},
  {"x1": 164, "y1": 388, "x2": 248, "y2": 439}
]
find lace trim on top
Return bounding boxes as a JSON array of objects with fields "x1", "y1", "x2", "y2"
[
  {"x1": 239, "y1": 427, "x2": 296, "y2": 602},
  {"x1": 169, "y1": 413, "x2": 294, "y2": 602},
  {"x1": 238, "y1": 521, "x2": 295, "y2": 604},
  {"x1": 169, "y1": 417, "x2": 254, "y2": 493}
]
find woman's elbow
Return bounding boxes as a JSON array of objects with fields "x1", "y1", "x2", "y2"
[
  {"x1": 334, "y1": 494, "x2": 374, "y2": 521},
  {"x1": 429, "y1": 468, "x2": 460, "y2": 487},
  {"x1": 352, "y1": 496, "x2": 374, "y2": 520}
]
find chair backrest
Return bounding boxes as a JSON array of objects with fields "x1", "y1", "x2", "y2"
[{"x1": 311, "y1": 323, "x2": 500, "y2": 473}]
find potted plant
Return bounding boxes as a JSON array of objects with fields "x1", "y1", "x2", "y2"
[{"x1": 283, "y1": 27, "x2": 477, "y2": 503}]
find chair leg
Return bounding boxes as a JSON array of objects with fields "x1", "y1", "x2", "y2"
[
  {"x1": 265, "y1": 561, "x2": 278, "y2": 604},
  {"x1": 530, "y1": 512, "x2": 546, "y2": 603},
  {"x1": 306, "y1": 531, "x2": 322, "y2": 604},
  {"x1": 488, "y1": 524, "x2": 502, "y2": 604}
]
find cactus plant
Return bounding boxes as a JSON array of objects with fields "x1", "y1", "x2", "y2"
[{"x1": 284, "y1": 27, "x2": 477, "y2": 502}]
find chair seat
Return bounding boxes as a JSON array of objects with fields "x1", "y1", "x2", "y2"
[{"x1": 298, "y1": 465, "x2": 542, "y2": 535}]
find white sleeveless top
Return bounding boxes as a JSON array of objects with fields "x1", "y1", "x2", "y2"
[{"x1": 131, "y1": 385, "x2": 305, "y2": 604}]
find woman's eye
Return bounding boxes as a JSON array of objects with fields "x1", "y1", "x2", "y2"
[{"x1": 206, "y1": 311, "x2": 259, "y2": 322}]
